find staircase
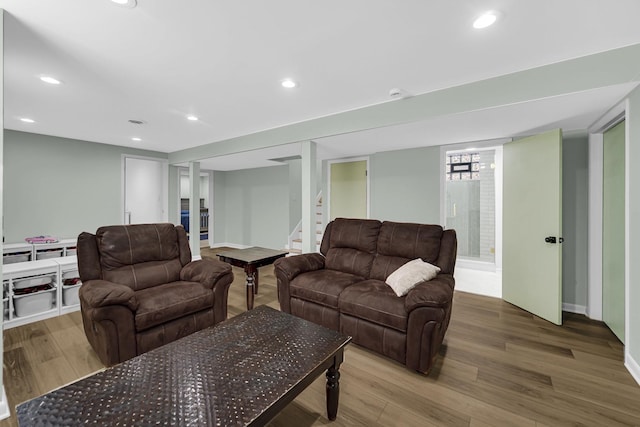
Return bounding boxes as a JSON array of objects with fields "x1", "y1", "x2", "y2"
[{"x1": 289, "y1": 196, "x2": 323, "y2": 254}]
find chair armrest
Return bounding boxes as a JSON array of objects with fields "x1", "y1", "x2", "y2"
[
  {"x1": 79, "y1": 280, "x2": 138, "y2": 311},
  {"x1": 181, "y1": 258, "x2": 233, "y2": 289},
  {"x1": 404, "y1": 274, "x2": 454, "y2": 312},
  {"x1": 273, "y1": 253, "x2": 325, "y2": 281}
]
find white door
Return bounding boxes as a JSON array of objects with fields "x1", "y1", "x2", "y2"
[
  {"x1": 124, "y1": 157, "x2": 167, "y2": 224},
  {"x1": 503, "y1": 129, "x2": 563, "y2": 325}
]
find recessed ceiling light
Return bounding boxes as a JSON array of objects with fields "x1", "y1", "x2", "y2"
[
  {"x1": 131, "y1": 137, "x2": 142, "y2": 142},
  {"x1": 110, "y1": 0, "x2": 137, "y2": 8},
  {"x1": 20, "y1": 118, "x2": 35, "y2": 123},
  {"x1": 187, "y1": 115, "x2": 199, "y2": 121},
  {"x1": 40, "y1": 76, "x2": 62, "y2": 85},
  {"x1": 281, "y1": 79, "x2": 297, "y2": 89},
  {"x1": 473, "y1": 11, "x2": 499, "y2": 29}
]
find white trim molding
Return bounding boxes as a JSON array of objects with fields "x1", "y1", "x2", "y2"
[
  {"x1": 0, "y1": 386, "x2": 9, "y2": 420},
  {"x1": 562, "y1": 303, "x2": 587, "y2": 315},
  {"x1": 626, "y1": 352, "x2": 640, "y2": 386},
  {"x1": 210, "y1": 243, "x2": 251, "y2": 250}
]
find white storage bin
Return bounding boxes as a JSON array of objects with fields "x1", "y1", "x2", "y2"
[
  {"x1": 13, "y1": 288, "x2": 55, "y2": 317},
  {"x1": 62, "y1": 270, "x2": 80, "y2": 280},
  {"x1": 14, "y1": 275, "x2": 54, "y2": 289},
  {"x1": 3, "y1": 252, "x2": 31, "y2": 264},
  {"x1": 36, "y1": 249, "x2": 63, "y2": 260},
  {"x1": 63, "y1": 283, "x2": 81, "y2": 306}
]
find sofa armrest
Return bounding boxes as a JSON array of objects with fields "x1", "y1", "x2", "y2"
[
  {"x1": 274, "y1": 253, "x2": 325, "y2": 314},
  {"x1": 181, "y1": 258, "x2": 233, "y2": 290},
  {"x1": 273, "y1": 253, "x2": 325, "y2": 281},
  {"x1": 404, "y1": 274, "x2": 454, "y2": 312},
  {"x1": 79, "y1": 280, "x2": 138, "y2": 311}
]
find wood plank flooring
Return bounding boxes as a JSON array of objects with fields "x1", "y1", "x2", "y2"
[{"x1": 1, "y1": 247, "x2": 639, "y2": 426}]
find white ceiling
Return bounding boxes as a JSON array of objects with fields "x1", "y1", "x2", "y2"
[{"x1": 3, "y1": 0, "x2": 640, "y2": 170}]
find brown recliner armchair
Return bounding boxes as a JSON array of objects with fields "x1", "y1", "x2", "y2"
[{"x1": 77, "y1": 223, "x2": 233, "y2": 366}]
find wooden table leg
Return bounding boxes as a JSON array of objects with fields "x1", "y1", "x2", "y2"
[
  {"x1": 246, "y1": 272, "x2": 255, "y2": 310},
  {"x1": 254, "y1": 268, "x2": 259, "y2": 294},
  {"x1": 326, "y1": 352, "x2": 344, "y2": 421}
]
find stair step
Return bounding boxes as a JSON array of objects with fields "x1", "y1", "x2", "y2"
[{"x1": 289, "y1": 248, "x2": 302, "y2": 254}]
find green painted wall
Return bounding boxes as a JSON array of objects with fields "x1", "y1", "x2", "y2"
[
  {"x1": 562, "y1": 135, "x2": 589, "y2": 309},
  {"x1": 215, "y1": 165, "x2": 289, "y2": 249},
  {"x1": 628, "y1": 86, "x2": 640, "y2": 368},
  {"x1": 3, "y1": 130, "x2": 167, "y2": 243},
  {"x1": 370, "y1": 146, "x2": 441, "y2": 224}
]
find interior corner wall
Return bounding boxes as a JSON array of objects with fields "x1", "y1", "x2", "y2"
[
  {"x1": 3, "y1": 130, "x2": 167, "y2": 242},
  {"x1": 218, "y1": 165, "x2": 289, "y2": 248},
  {"x1": 627, "y1": 86, "x2": 640, "y2": 377},
  {"x1": 370, "y1": 146, "x2": 441, "y2": 224},
  {"x1": 562, "y1": 135, "x2": 589, "y2": 311}
]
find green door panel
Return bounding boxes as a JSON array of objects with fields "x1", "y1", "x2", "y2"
[
  {"x1": 503, "y1": 129, "x2": 563, "y2": 325},
  {"x1": 603, "y1": 120, "x2": 625, "y2": 343},
  {"x1": 330, "y1": 160, "x2": 367, "y2": 220}
]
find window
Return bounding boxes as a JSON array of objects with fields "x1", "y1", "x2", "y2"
[{"x1": 445, "y1": 149, "x2": 496, "y2": 263}]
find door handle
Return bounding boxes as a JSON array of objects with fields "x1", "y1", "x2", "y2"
[{"x1": 544, "y1": 236, "x2": 564, "y2": 244}]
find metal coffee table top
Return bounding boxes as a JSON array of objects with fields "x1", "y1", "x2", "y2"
[{"x1": 17, "y1": 305, "x2": 351, "y2": 426}]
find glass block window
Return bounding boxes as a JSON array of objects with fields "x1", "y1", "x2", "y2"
[{"x1": 446, "y1": 152, "x2": 480, "y2": 181}]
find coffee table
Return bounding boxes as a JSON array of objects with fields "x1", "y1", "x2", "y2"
[
  {"x1": 17, "y1": 305, "x2": 351, "y2": 426},
  {"x1": 217, "y1": 247, "x2": 289, "y2": 310}
]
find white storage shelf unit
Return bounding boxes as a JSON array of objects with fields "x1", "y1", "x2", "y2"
[
  {"x1": 3, "y1": 238, "x2": 77, "y2": 265},
  {"x1": 2, "y1": 242, "x2": 81, "y2": 329},
  {"x1": 3, "y1": 259, "x2": 60, "y2": 328}
]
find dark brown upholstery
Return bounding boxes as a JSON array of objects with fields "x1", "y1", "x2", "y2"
[
  {"x1": 78, "y1": 223, "x2": 233, "y2": 366},
  {"x1": 275, "y1": 218, "x2": 457, "y2": 374}
]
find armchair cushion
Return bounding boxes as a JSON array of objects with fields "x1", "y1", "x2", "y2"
[
  {"x1": 134, "y1": 281, "x2": 213, "y2": 332},
  {"x1": 385, "y1": 258, "x2": 440, "y2": 297}
]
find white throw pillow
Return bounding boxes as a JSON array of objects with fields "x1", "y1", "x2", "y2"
[{"x1": 385, "y1": 258, "x2": 441, "y2": 297}]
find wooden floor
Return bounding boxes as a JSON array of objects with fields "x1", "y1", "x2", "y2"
[{"x1": 2, "y1": 247, "x2": 640, "y2": 426}]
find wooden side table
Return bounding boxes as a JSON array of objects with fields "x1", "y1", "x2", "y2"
[{"x1": 217, "y1": 247, "x2": 289, "y2": 310}]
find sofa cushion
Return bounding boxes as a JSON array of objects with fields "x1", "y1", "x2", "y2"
[
  {"x1": 385, "y1": 258, "x2": 441, "y2": 297},
  {"x1": 324, "y1": 218, "x2": 381, "y2": 278},
  {"x1": 290, "y1": 269, "x2": 364, "y2": 309},
  {"x1": 134, "y1": 281, "x2": 213, "y2": 332},
  {"x1": 326, "y1": 218, "x2": 381, "y2": 253},
  {"x1": 370, "y1": 222, "x2": 444, "y2": 281},
  {"x1": 338, "y1": 280, "x2": 408, "y2": 332}
]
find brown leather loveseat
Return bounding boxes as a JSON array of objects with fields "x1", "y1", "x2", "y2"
[
  {"x1": 274, "y1": 218, "x2": 456, "y2": 374},
  {"x1": 77, "y1": 223, "x2": 234, "y2": 366}
]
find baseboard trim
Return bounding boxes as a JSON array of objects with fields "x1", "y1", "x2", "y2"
[
  {"x1": 0, "y1": 386, "x2": 10, "y2": 421},
  {"x1": 562, "y1": 303, "x2": 587, "y2": 315},
  {"x1": 625, "y1": 352, "x2": 640, "y2": 386},
  {"x1": 210, "y1": 243, "x2": 251, "y2": 249}
]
